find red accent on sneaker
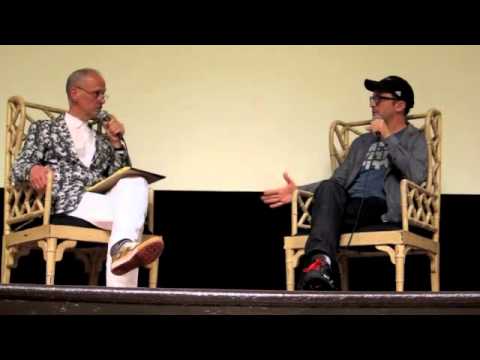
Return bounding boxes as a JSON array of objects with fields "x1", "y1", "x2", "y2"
[{"x1": 303, "y1": 258, "x2": 326, "y2": 273}]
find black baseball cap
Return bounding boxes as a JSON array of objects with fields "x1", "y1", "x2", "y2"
[{"x1": 364, "y1": 75, "x2": 414, "y2": 110}]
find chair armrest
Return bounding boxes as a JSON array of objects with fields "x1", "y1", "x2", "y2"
[
  {"x1": 298, "y1": 189, "x2": 314, "y2": 197},
  {"x1": 400, "y1": 179, "x2": 439, "y2": 233},
  {"x1": 147, "y1": 188, "x2": 154, "y2": 233},
  {"x1": 291, "y1": 189, "x2": 314, "y2": 236},
  {"x1": 5, "y1": 170, "x2": 53, "y2": 229}
]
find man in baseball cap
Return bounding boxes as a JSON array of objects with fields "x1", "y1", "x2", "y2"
[
  {"x1": 364, "y1": 75, "x2": 414, "y2": 114},
  {"x1": 262, "y1": 74, "x2": 427, "y2": 291}
]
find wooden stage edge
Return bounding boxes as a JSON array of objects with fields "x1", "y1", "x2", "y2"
[{"x1": 1, "y1": 284, "x2": 480, "y2": 315}]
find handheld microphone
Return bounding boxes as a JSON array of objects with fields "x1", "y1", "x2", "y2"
[
  {"x1": 96, "y1": 110, "x2": 111, "y2": 124},
  {"x1": 97, "y1": 110, "x2": 131, "y2": 166},
  {"x1": 96, "y1": 110, "x2": 124, "y2": 140},
  {"x1": 370, "y1": 115, "x2": 383, "y2": 141}
]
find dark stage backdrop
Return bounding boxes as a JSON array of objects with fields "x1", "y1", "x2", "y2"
[{"x1": 0, "y1": 189, "x2": 477, "y2": 291}]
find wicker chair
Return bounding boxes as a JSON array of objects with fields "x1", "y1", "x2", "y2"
[
  {"x1": 284, "y1": 109, "x2": 442, "y2": 292},
  {"x1": 1, "y1": 96, "x2": 161, "y2": 287}
]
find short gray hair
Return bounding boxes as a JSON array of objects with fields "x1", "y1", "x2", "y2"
[{"x1": 66, "y1": 68, "x2": 102, "y2": 97}]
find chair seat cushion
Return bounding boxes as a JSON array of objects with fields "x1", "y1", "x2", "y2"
[
  {"x1": 10, "y1": 214, "x2": 103, "y2": 248},
  {"x1": 50, "y1": 214, "x2": 100, "y2": 228},
  {"x1": 349, "y1": 222, "x2": 433, "y2": 239}
]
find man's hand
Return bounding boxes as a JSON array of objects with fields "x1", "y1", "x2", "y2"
[
  {"x1": 30, "y1": 165, "x2": 51, "y2": 193},
  {"x1": 261, "y1": 172, "x2": 297, "y2": 208},
  {"x1": 367, "y1": 115, "x2": 391, "y2": 139},
  {"x1": 103, "y1": 114, "x2": 125, "y2": 148}
]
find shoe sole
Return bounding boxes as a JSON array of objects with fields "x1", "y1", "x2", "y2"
[
  {"x1": 111, "y1": 236, "x2": 164, "y2": 276},
  {"x1": 303, "y1": 278, "x2": 335, "y2": 291},
  {"x1": 300, "y1": 272, "x2": 336, "y2": 291}
]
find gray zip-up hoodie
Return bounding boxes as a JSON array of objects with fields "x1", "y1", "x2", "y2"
[{"x1": 300, "y1": 124, "x2": 427, "y2": 223}]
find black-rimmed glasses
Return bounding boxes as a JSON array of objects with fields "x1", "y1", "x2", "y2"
[{"x1": 369, "y1": 95, "x2": 397, "y2": 106}]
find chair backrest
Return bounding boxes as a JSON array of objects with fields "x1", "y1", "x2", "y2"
[
  {"x1": 3, "y1": 96, "x2": 103, "y2": 235},
  {"x1": 329, "y1": 109, "x2": 442, "y2": 196},
  {"x1": 292, "y1": 109, "x2": 442, "y2": 236}
]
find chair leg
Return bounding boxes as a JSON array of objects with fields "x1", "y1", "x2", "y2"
[
  {"x1": 1, "y1": 241, "x2": 12, "y2": 284},
  {"x1": 394, "y1": 245, "x2": 406, "y2": 292},
  {"x1": 90, "y1": 249, "x2": 106, "y2": 286},
  {"x1": 430, "y1": 253, "x2": 440, "y2": 292},
  {"x1": 1, "y1": 258, "x2": 10, "y2": 284},
  {"x1": 147, "y1": 258, "x2": 159, "y2": 288},
  {"x1": 74, "y1": 248, "x2": 106, "y2": 286},
  {"x1": 338, "y1": 255, "x2": 349, "y2": 291},
  {"x1": 87, "y1": 264, "x2": 100, "y2": 286},
  {"x1": 45, "y1": 238, "x2": 58, "y2": 285},
  {"x1": 285, "y1": 249, "x2": 295, "y2": 291}
]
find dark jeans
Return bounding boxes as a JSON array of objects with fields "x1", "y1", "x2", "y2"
[{"x1": 304, "y1": 179, "x2": 387, "y2": 264}]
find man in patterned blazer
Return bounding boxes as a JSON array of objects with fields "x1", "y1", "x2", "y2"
[{"x1": 12, "y1": 68, "x2": 164, "y2": 287}]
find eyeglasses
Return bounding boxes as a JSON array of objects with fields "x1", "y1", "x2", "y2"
[
  {"x1": 76, "y1": 86, "x2": 109, "y2": 100},
  {"x1": 369, "y1": 95, "x2": 397, "y2": 106}
]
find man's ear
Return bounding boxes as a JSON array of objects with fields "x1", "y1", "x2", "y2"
[
  {"x1": 395, "y1": 99, "x2": 406, "y2": 113},
  {"x1": 69, "y1": 87, "x2": 79, "y2": 102}
]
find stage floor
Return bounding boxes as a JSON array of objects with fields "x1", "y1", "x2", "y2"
[{"x1": 1, "y1": 284, "x2": 480, "y2": 315}]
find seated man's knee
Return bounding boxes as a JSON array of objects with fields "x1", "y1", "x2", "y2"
[
  {"x1": 314, "y1": 179, "x2": 342, "y2": 196},
  {"x1": 116, "y1": 177, "x2": 148, "y2": 190}
]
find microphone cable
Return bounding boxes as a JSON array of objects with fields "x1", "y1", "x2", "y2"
[{"x1": 345, "y1": 133, "x2": 382, "y2": 248}]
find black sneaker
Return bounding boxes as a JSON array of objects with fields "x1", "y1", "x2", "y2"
[{"x1": 298, "y1": 256, "x2": 337, "y2": 291}]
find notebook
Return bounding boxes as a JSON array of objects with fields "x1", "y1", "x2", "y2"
[{"x1": 86, "y1": 167, "x2": 165, "y2": 194}]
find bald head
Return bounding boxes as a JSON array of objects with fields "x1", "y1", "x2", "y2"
[{"x1": 66, "y1": 68, "x2": 103, "y2": 100}]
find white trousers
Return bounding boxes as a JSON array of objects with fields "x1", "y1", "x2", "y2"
[{"x1": 68, "y1": 177, "x2": 149, "y2": 288}]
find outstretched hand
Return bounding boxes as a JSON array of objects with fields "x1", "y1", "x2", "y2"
[{"x1": 261, "y1": 172, "x2": 297, "y2": 208}]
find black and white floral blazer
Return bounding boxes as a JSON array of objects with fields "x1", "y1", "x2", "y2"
[{"x1": 12, "y1": 114, "x2": 130, "y2": 214}]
